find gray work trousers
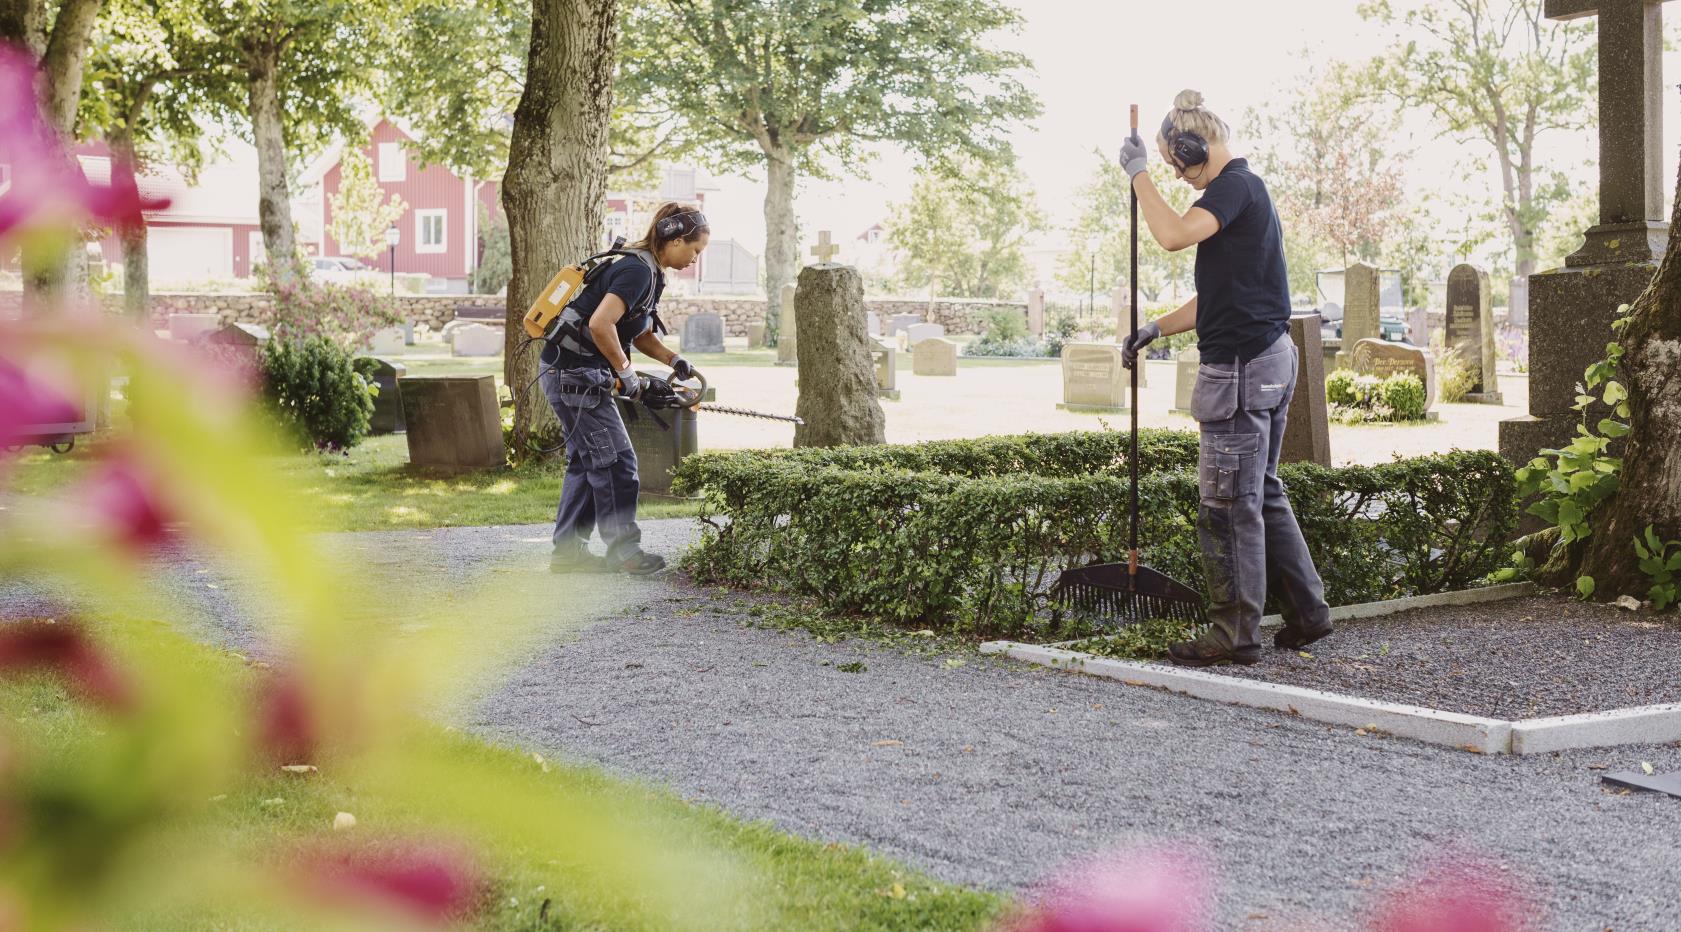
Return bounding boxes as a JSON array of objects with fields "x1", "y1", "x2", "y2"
[
  {"x1": 538, "y1": 365, "x2": 644, "y2": 561},
  {"x1": 1191, "y1": 332, "x2": 1331, "y2": 651}
]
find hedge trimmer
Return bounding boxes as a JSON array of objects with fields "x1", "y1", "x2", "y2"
[{"x1": 619, "y1": 368, "x2": 804, "y2": 429}]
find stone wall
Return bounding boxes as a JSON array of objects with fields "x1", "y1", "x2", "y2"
[{"x1": 1, "y1": 289, "x2": 1027, "y2": 337}]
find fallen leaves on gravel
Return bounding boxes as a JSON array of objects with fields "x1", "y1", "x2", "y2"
[{"x1": 871, "y1": 739, "x2": 902, "y2": 747}]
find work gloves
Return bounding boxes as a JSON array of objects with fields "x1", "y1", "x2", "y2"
[
  {"x1": 1119, "y1": 133, "x2": 1148, "y2": 181},
  {"x1": 670, "y1": 355, "x2": 695, "y2": 381},
  {"x1": 615, "y1": 362, "x2": 642, "y2": 400},
  {"x1": 1122, "y1": 320, "x2": 1160, "y2": 369}
]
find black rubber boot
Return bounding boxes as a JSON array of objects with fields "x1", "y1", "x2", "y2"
[
  {"x1": 1167, "y1": 636, "x2": 1261, "y2": 667},
  {"x1": 618, "y1": 552, "x2": 668, "y2": 576}
]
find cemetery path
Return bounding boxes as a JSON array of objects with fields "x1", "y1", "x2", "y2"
[{"x1": 6, "y1": 518, "x2": 1679, "y2": 928}]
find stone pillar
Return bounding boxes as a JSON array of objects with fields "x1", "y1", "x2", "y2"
[
  {"x1": 793, "y1": 265, "x2": 886, "y2": 447},
  {"x1": 1027, "y1": 285, "x2": 1046, "y2": 336},
  {"x1": 775, "y1": 282, "x2": 798, "y2": 366},
  {"x1": 1282, "y1": 313, "x2": 1331, "y2": 466},
  {"x1": 1334, "y1": 262, "x2": 1379, "y2": 368}
]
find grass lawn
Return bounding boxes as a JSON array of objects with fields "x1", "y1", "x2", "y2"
[
  {"x1": 3, "y1": 636, "x2": 1008, "y2": 930},
  {"x1": 8, "y1": 434, "x2": 702, "y2": 533}
]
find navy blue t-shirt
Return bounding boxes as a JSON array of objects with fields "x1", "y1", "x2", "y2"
[
  {"x1": 544, "y1": 253, "x2": 664, "y2": 372},
  {"x1": 1191, "y1": 158, "x2": 1291, "y2": 363}
]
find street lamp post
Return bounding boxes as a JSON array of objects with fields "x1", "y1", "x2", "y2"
[
  {"x1": 1085, "y1": 234, "x2": 1099, "y2": 319},
  {"x1": 385, "y1": 225, "x2": 400, "y2": 296}
]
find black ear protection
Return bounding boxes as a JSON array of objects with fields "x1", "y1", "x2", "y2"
[
  {"x1": 655, "y1": 210, "x2": 709, "y2": 240},
  {"x1": 1159, "y1": 113, "x2": 1209, "y2": 173}
]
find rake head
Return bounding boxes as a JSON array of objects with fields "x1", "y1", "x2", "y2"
[{"x1": 1051, "y1": 560, "x2": 1208, "y2": 630}]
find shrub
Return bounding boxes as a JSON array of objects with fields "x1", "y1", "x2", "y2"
[
  {"x1": 1043, "y1": 309, "x2": 1080, "y2": 357},
  {"x1": 1435, "y1": 346, "x2": 1478, "y2": 404},
  {"x1": 966, "y1": 308, "x2": 1047, "y2": 357},
  {"x1": 1325, "y1": 369, "x2": 1358, "y2": 406},
  {"x1": 255, "y1": 263, "x2": 404, "y2": 351},
  {"x1": 674, "y1": 436, "x2": 1516, "y2": 639},
  {"x1": 261, "y1": 335, "x2": 375, "y2": 451},
  {"x1": 1380, "y1": 373, "x2": 1427, "y2": 420}
]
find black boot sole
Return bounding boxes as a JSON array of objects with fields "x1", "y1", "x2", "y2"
[
  {"x1": 1167, "y1": 648, "x2": 1262, "y2": 667},
  {"x1": 1274, "y1": 623, "x2": 1334, "y2": 651}
]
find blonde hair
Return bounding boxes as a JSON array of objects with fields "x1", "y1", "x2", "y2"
[{"x1": 1156, "y1": 89, "x2": 1231, "y2": 147}]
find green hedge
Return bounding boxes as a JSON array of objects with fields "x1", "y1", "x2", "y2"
[{"x1": 673, "y1": 433, "x2": 1516, "y2": 639}]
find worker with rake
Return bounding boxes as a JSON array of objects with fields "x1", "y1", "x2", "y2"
[{"x1": 1120, "y1": 90, "x2": 1333, "y2": 667}]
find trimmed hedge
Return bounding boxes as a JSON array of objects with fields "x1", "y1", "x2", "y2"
[{"x1": 673, "y1": 433, "x2": 1516, "y2": 639}]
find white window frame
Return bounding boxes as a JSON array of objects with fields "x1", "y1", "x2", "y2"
[
  {"x1": 415, "y1": 209, "x2": 447, "y2": 254},
  {"x1": 376, "y1": 142, "x2": 406, "y2": 182}
]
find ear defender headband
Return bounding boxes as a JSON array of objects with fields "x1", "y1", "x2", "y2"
[
  {"x1": 1159, "y1": 112, "x2": 1209, "y2": 173},
  {"x1": 655, "y1": 210, "x2": 709, "y2": 240}
]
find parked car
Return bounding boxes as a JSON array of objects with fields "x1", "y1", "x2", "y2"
[
  {"x1": 1316, "y1": 304, "x2": 1409, "y2": 344},
  {"x1": 308, "y1": 256, "x2": 371, "y2": 284}
]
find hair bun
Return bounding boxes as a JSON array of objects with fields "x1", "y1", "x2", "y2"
[{"x1": 1173, "y1": 89, "x2": 1204, "y2": 111}]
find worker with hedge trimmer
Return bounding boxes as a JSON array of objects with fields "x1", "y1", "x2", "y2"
[{"x1": 1119, "y1": 90, "x2": 1333, "y2": 666}]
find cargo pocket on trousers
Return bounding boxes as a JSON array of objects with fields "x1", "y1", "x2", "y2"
[
  {"x1": 1243, "y1": 345, "x2": 1297, "y2": 411},
  {"x1": 1198, "y1": 431, "x2": 1261, "y2": 503},
  {"x1": 1191, "y1": 365, "x2": 1239, "y2": 422}
]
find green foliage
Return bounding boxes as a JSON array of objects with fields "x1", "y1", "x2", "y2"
[
  {"x1": 1513, "y1": 304, "x2": 1633, "y2": 549},
  {"x1": 965, "y1": 308, "x2": 1052, "y2": 358},
  {"x1": 255, "y1": 265, "x2": 404, "y2": 350},
  {"x1": 1435, "y1": 346, "x2": 1478, "y2": 404},
  {"x1": 1066, "y1": 617, "x2": 1199, "y2": 661},
  {"x1": 474, "y1": 204, "x2": 513, "y2": 295},
  {"x1": 887, "y1": 159, "x2": 1044, "y2": 299},
  {"x1": 261, "y1": 335, "x2": 375, "y2": 451},
  {"x1": 1324, "y1": 369, "x2": 1426, "y2": 422},
  {"x1": 1060, "y1": 154, "x2": 1194, "y2": 303},
  {"x1": 327, "y1": 149, "x2": 407, "y2": 260},
  {"x1": 674, "y1": 435, "x2": 1516, "y2": 638},
  {"x1": 1043, "y1": 309, "x2": 1080, "y2": 358},
  {"x1": 1634, "y1": 526, "x2": 1681, "y2": 611},
  {"x1": 1380, "y1": 373, "x2": 1427, "y2": 421}
]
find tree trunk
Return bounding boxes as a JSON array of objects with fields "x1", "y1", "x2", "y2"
[
  {"x1": 0, "y1": 0, "x2": 46, "y2": 54},
  {"x1": 762, "y1": 147, "x2": 797, "y2": 344},
  {"x1": 248, "y1": 47, "x2": 300, "y2": 287},
  {"x1": 39, "y1": 0, "x2": 102, "y2": 132},
  {"x1": 502, "y1": 0, "x2": 618, "y2": 458},
  {"x1": 109, "y1": 128, "x2": 150, "y2": 321},
  {"x1": 1575, "y1": 147, "x2": 1681, "y2": 600}
]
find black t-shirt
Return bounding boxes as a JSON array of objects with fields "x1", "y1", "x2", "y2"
[
  {"x1": 544, "y1": 253, "x2": 664, "y2": 371},
  {"x1": 1191, "y1": 158, "x2": 1291, "y2": 363}
]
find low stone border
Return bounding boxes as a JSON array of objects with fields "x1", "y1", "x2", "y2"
[{"x1": 983, "y1": 582, "x2": 1680, "y2": 755}]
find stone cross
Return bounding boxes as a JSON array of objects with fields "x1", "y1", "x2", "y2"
[
  {"x1": 810, "y1": 230, "x2": 839, "y2": 264},
  {"x1": 1546, "y1": 0, "x2": 1674, "y2": 263}
]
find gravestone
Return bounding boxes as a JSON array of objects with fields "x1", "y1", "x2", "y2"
[
  {"x1": 681, "y1": 312, "x2": 726, "y2": 354},
  {"x1": 451, "y1": 323, "x2": 501, "y2": 357},
  {"x1": 1058, "y1": 343, "x2": 1130, "y2": 412},
  {"x1": 168, "y1": 313, "x2": 221, "y2": 343},
  {"x1": 369, "y1": 327, "x2": 405, "y2": 356},
  {"x1": 1350, "y1": 338, "x2": 1437, "y2": 412},
  {"x1": 402, "y1": 320, "x2": 415, "y2": 345},
  {"x1": 1445, "y1": 264, "x2": 1502, "y2": 404},
  {"x1": 399, "y1": 375, "x2": 503, "y2": 471},
  {"x1": 913, "y1": 337, "x2": 958, "y2": 376},
  {"x1": 1283, "y1": 313, "x2": 1332, "y2": 466},
  {"x1": 200, "y1": 322, "x2": 270, "y2": 377},
  {"x1": 1502, "y1": 0, "x2": 1673, "y2": 464},
  {"x1": 776, "y1": 284, "x2": 799, "y2": 366},
  {"x1": 1507, "y1": 276, "x2": 1530, "y2": 328},
  {"x1": 1027, "y1": 286, "x2": 1046, "y2": 336},
  {"x1": 870, "y1": 341, "x2": 900, "y2": 400},
  {"x1": 1334, "y1": 262, "x2": 1381, "y2": 368},
  {"x1": 615, "y1": 400, "x2": 698, "y2": 495},
  {"x1": 888, "y1": 313, "x2": 923, "y2": 337},
  {"x1": 866, "y1": 312, "x2": 883, "y2": 337},
  {"x1": 792, "y1": 265, "x2": 886, "y2": 447},
  {"x1": 439, "y1": 319, "x2": 469, "y2": 345},
  {"x1": 1404, "y1": 307, "x2": 1429, "y2": 346},
  {"x1": 905, "y1": 322, "x2": 945, "y2": 347},
  {"x1": 810, "y1": 230, "x2": 840, "y2": 264},
  {"x1": 747, "y1": 321, "x2": 766, "y2": 348},
  {"x1": 1172, "y1": 346, "x2": 1199, "y2": 415},
  {"x1": 359, "y1": 357, "x2": 407, "y2": 433}
]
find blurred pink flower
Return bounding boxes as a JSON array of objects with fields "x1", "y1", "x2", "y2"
[
  {"x1": 256, "y1": 669, "x2": 318, "y2": 767},
  {"x1": 74, "y1": 453, "x2": 175, "y2": 554},
  {"x1": 1011, "y1": 845, "x2": 1211, "y2": 932},
  {"x1": 0, "y1": 357, "x2": 82, "y2": 451},
  {"x1": 0, "y1": 620, "x2": 132, "y2": 710},
  {"x1": 297, "y1": 838, "x2": 485, "y2": 923},
  {"x1": 1370, "y1": 856, "x2": 1534, "y2": 932},
  {"x1": 0, "y1": 44, "x2": 167, "y2": 239}
]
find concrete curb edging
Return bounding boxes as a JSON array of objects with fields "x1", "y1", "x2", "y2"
[
  {"x1": 987, "y1": 582, "x2": 1678, "y2": 755},
  {"x1": 979, "y1": 642, "x2": 1513, "y2": 754}
]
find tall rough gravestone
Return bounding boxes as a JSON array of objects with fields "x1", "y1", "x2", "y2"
[
  {"x1": 400, "y1": 376, "x2": 504, "y2": 471},
  {"x1": 1027, "y1": 286, "x2": 1046, "y2": 336},
  {"x1": 776, "y1": 283, "x2": 798, "y2": 366},
  {"x1": 1501, "y1": 0, "x2": 1671, "y2": 464},
  {"x1": 793, "y1": 265, "x2": 886, "y2": 447},
  {"x1": 1334, "y1": 262, "x2": 1380, "y2": 368},
  {"x1": 681, "y1": 312, "x2": 726, "y2": 354},
  {"x1": 1445, "y1": 264, "x2": 1501, "y2": 404},
  {"x1": 1283, "y1": 313, "x2": 1331, "y2": 466}
]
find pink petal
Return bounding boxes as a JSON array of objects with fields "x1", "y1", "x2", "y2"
[
  {"x1": 0, "y1": 357, "x2": 83, "y2": 451},
  {"x1": 1015, "y1": 845, "x2": 1211, "y2": 932},
  {"x1": 77, "y1": 455, "x2": 174, "y2": 553},
  {"x1": 1371, "y1": 857, "x2": 1535, "y2": 932},
  {"x1": 299, "y1": 839, "x2": 485, "y2": 922},
  {"x1": 0, "y1": 620, "x2": 132, "y2": 710}
]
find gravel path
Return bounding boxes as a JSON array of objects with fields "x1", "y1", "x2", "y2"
[
  {"x1": 1202, "y1": 595, "x2": 1681, "y2": 719},
  {"x1": 7, "y1": 521, "x2": 1681, "y2": 929}
]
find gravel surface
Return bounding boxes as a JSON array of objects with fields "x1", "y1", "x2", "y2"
[
  {"x1": 1202, "y1": 595, "x2": 1681, "y2": 719},
  {"x1": 8, "y1": 522, "x2": 1681, "y2": 928}
]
